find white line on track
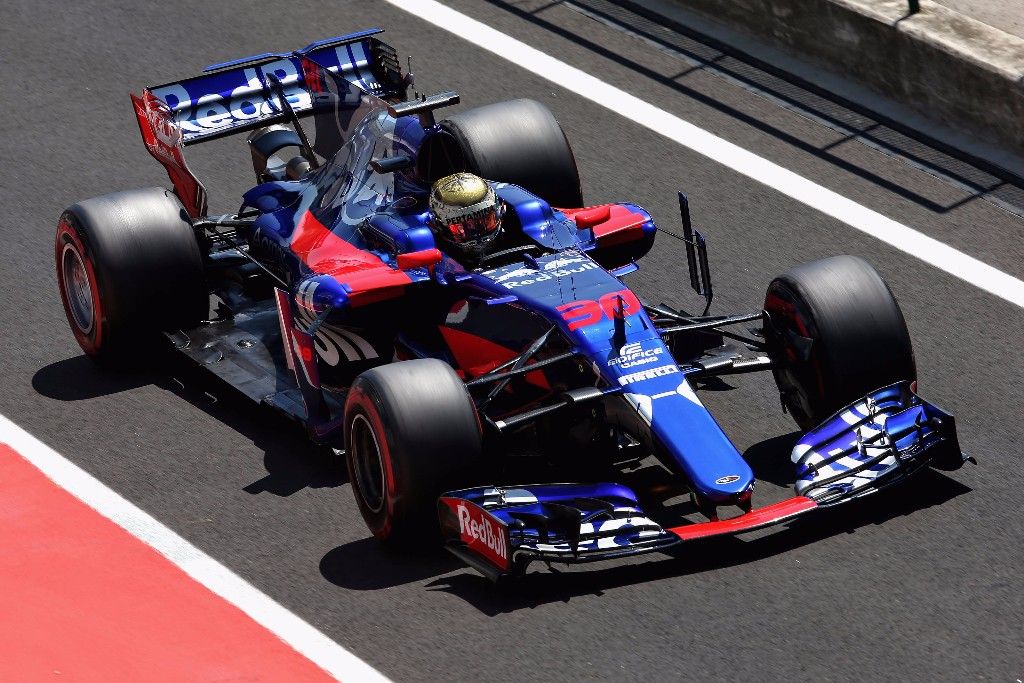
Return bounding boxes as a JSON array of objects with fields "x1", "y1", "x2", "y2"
[
  {"x1": 387, "y1": 0, "x2": 1024, "y2": 310},
  {"x1": 0, "y1": 413, "x2": 389, "y2": 683}
]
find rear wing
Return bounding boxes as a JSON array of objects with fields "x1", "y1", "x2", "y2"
[
  {"x1": 147, "y1": 29, "x2": 405, "y2": 145},
  {"x1": 131, "y1": 29, "x2": 408, "y2": 216}
]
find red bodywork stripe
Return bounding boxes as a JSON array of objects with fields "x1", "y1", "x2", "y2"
[
  {"x1": 439, "y1": 326, "x2": 551, "y2": 390},
  {"x1": 291, "y1": 211, "x2": 413, "y2": 307},
  {"x1": 666, "y1": 496, "x2": 817, "y2": 541},
  {"x1": 562, "y1": 204, "x2": 647, "y2": 248},
  {"x1": 396, "y1": 248, "x2": 442, "y2": 271}
]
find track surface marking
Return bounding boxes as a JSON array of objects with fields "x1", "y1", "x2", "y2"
[
  {"x1": 3, "y1": 0, "x2": 1021, "y2": 679},
  {"x1": 0, "y1": 416, "x2": 388, "y2": 682}
]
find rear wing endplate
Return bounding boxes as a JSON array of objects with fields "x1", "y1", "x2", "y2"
[{"x1": 130, "y1": 90, "x2": 208, "y2": 216}]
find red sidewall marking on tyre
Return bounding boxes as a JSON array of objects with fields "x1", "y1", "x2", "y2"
[
  {"x1": 347, "y1": 387, "x2": 397, "y2": 538},
  {"x1": 56, "y1": 218, "x2": 104, "y2": 354},
  {"x1": 0, "y1": 442, "x2": 335, "y2": 681}
]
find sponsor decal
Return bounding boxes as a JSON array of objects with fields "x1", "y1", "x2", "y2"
[
  {"x1": 543, "y1": 255, "x2": 588, "y2": 269},
  {"x1": 557, "y1": 290, "x2": 641, "y2": 331},
  {"x1": 296, "y1": 278, "x2": 320, "y2": 312},
  {"x1": 617, "y1": 364, "x2": 679, "y2": 386},
  {"x1": 504, "y1": 264, "x2": 599, "y2": 288},
  {"x1": 131, "y1": 90, "x2": 208, "y2": 217},
  {"x1": 152, "y1": 61, "x2": 309, "y2": 136},
  {"x1": 294, "y1": 305, "x2": 378, "y2": 366},
  {"x1": 609, "y1": 341, "x2": 663, "y2": 369},
  {"x1": 441, "y1": 499, "x2": 510, "y2": 571},
  {"x1": 445, "y1": 300, "x2": 470, "y2": 324},
  {"x1": 150, "y1": 42, "x2": 371, "y2": 140},
  {"x1": 715, "y1": 475, "x2": 741, "y2": 485},
  {"x1": 139, "y1": 98, "x2": 182, "y2": 163},
  {"x1": 488, "y1": 255, "x2": 598, "y2": 289},
  {"x1": 489, "y1": 266, "x2": 533, "y2": 283}
]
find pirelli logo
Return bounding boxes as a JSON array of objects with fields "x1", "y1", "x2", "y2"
[{"x1": 617, "y1": 364, "x2": 679, "y2": 386}]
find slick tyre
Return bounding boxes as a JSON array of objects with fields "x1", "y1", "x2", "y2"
[
  {"x1": 55, "y1": 188, "x2": 207, "y2": 365},
  {"x1": 344, "y1": 358, "x2": 482, "y2": 547},
  {"x1": 424, "y1": 98, "x2": 583, "y2": 208},
  {"x1": 764, "y1": 255, "x2": 916, "y2": 430}
]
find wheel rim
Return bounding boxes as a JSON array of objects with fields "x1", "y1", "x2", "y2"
[
  {"x1": 61, "y1": 242, "x2": 94, "y2": 335},
  {"x1": 349, "y1": 413, "x2": 385, "y2": 514}
]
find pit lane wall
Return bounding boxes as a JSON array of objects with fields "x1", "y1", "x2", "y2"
[{"x1": 633, "y1": 0, "x2": 1024, "y2": 158}]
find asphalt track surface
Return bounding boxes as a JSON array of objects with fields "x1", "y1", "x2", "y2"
[{"x1": 3, "y1": 0, "x2": 1022, "y2": 680}]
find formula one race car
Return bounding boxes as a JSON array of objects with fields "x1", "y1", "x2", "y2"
[{"x1": 56, "y1": 29, "x2": 971, "y2": 579}]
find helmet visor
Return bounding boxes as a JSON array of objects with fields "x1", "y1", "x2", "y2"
[{"x1": 446, "y1": 209, "x2": 500, "y2": 243}]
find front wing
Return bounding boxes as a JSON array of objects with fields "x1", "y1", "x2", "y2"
[{"x1": 439, "y1": 381, "x2": 968, "y2": 579}]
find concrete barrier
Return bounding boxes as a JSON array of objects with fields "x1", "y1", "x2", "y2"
[{"x1": 638, "y1": 0, "x2": 1024, "y2": 158}]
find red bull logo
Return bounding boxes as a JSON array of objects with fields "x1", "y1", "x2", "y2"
[{"x1": 441, "y1": 498, "x2": 509, "y2": 570}]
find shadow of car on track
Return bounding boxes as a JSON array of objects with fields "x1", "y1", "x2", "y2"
[
  {"x1": 31, "y1": 354, "x2": 156, "y2": 400},
  {"x1": 32, "y1": 353, "x2": 347, "y2": 497},
  {"x1": 423, "y1": 467, "x2": 970, "y2": 615},
  {"x1": 319, "y1": 537, "x2": 463, "y2": 591},
  {"x1": 34, "y1": 356, "x2": 972, "y2": 602},
  {"x1": 317, "y1": 429, "x2": 968, "y2": 600},
  {"x1": 314, "y1": 449, "x2": 680, "y2": 592},
  {"x1": 743, "y1": 430, "x2": 803, "y2": 487}
]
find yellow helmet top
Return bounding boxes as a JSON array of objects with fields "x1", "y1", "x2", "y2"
[{"x1": 431, "y1": 172, "x2": 490, "y2": 209}]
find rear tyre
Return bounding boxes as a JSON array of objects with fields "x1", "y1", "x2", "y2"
[
  {"x1": 55, "y1": 188, "x2": 207, "y2": 365},
  {"x1": 764, "y1": 255, "x2": 916, "y2": 430},
  {"x1": 423, "y1": 98, "x2": 583, "y2": 208},
  {"x1": 344, "y1": 358, "x2": 482, "y2": 547}
]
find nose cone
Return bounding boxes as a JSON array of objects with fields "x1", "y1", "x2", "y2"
[{"x1": 617, "y1": 365, "x2": 755, "y2": 505}]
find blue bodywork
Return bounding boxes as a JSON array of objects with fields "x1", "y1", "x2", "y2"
[
  {"x1": 792, "y1": 382, "x2": 963, "y2": 503},
  {"x1": 164, "y1": 37, "x2": 752, "y2": 503},
  {"x1": 144, "y1": 30, "x2": 967, "y2": 578},
  {"x1": 470, "y1": 250, "x2": 753, "y2": 504}
]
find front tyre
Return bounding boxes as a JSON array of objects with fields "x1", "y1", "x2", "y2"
[
  {"x1": 344, "y1": 359, "x2": 482, "y2": 547},
  {"x1": 764, "y1": 255, "x2": 916, "y2": 430},
  {"x1": 55, "y1": 188, "x2": 207, "y2": 364}
]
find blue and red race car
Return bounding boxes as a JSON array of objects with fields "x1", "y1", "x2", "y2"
[{"x1": 55, "y1": 29, "x2": 970, "y2": 579}]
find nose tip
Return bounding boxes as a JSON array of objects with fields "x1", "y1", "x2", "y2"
[
  {"x1": 700, "y1": 476, "x2": 755, "y2": 506},
  {"x1": 694, "y1": 482, "x2": 755, "y2": 520}
]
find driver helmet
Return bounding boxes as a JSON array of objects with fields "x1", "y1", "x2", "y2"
[{"x1": 428, "y1": 172, "x2": 504, "y2": 260}]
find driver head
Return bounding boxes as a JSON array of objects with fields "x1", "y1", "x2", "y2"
[{"x1": 428, "y1": 173, "x2": 503, "y2": 262}]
